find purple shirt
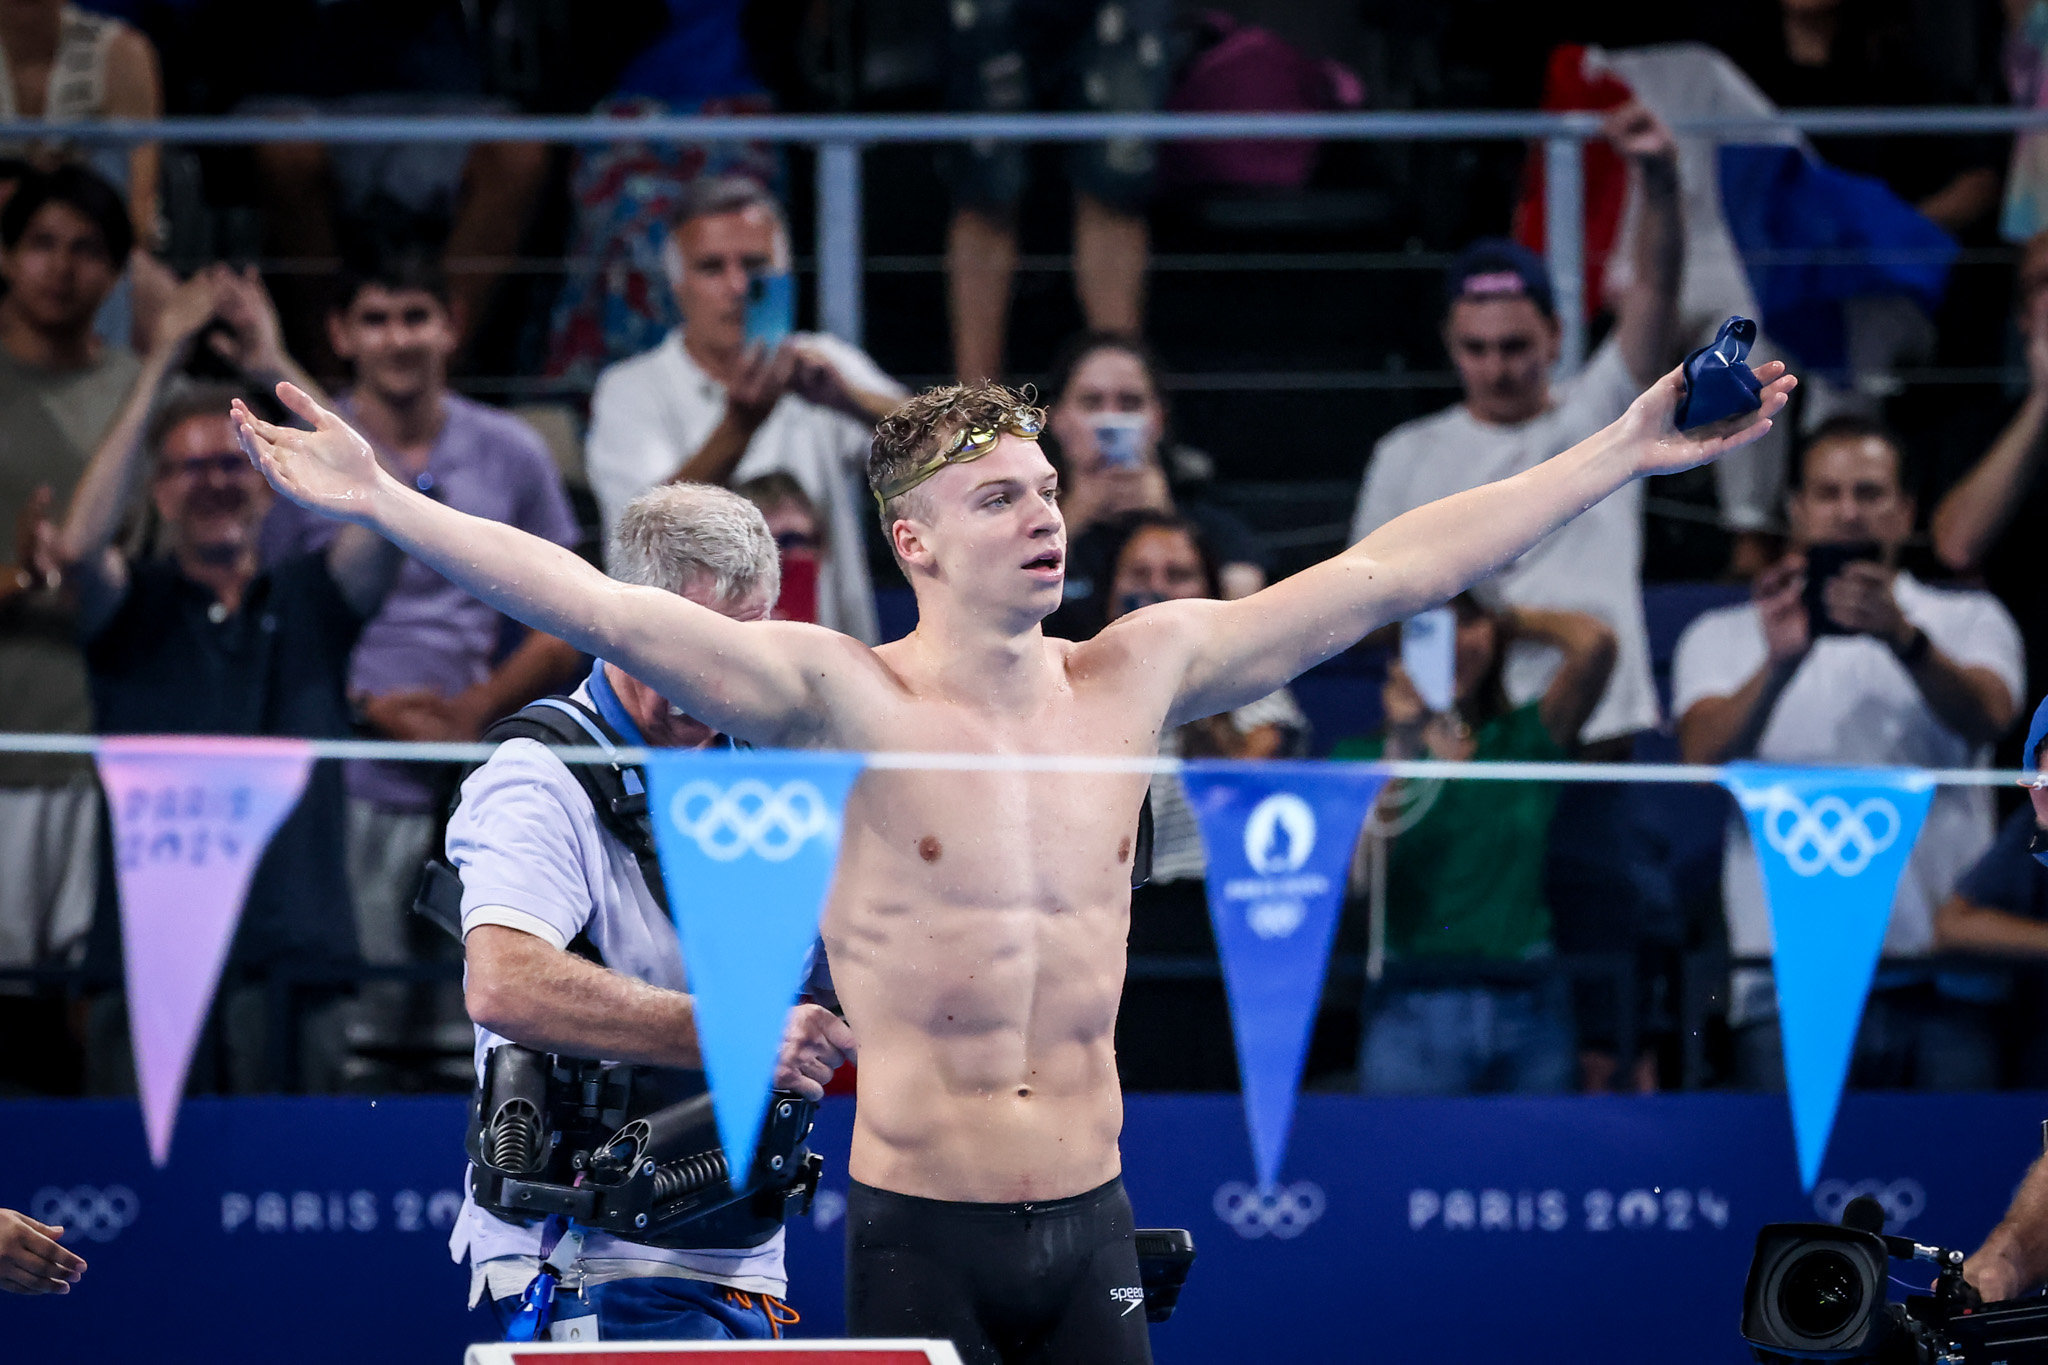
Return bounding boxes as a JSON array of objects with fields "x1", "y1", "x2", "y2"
[{"x1": 262, "y1": 393, "x2": 582, "y2": 811}]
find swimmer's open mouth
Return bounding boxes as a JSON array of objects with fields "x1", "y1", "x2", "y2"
[{"x1": 1023, "y1": 549, "x2": 1064, "y2": 574}]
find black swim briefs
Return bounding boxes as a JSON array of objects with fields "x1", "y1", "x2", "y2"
[{"x1": 844, "y1": 1175, "x2": 1153, "y2": 1365}]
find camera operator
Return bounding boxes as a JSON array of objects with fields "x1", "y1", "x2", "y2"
[
  {"x1": 450, "y1": 483, "x2": 856, "y2": 1342},
  {"x1": 1675, "y1": 416, "x2": 2022, "y2": 1089},
  {"x1": 1966, "y1": 1141, "x2": 2048, "y2": 1304}
]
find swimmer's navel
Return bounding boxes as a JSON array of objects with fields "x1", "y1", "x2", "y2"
[
  {"x1": 918, "y1": 835, "x2": 942, "y2": 863},
  {"x1": 1016, "y1": 1086, "x2": 1033, "y2": 1099}
]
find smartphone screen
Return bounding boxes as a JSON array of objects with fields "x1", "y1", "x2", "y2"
[
  {"x1": 745, "y1": 271, "x2": 794, "y2": 352},
  {"x1": 1801, "y1": 541, "x2": 1882, "y2": 636}
]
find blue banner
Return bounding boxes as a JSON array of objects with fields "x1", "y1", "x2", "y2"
[
  {"x1": 1184, "y1": 761, "x2": 1388, "y2": 1190},
  {"x1": 11, "y1": 1092, "x2": 2048, "y2": 1365},
  {"x1": 1723, "y1": 764, "x2": 1934, "y2": 1190},
  {"x1": 643, "y1": 748, "x2": 865, "y2": 1167}
]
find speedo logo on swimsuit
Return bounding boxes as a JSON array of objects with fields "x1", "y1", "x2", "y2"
[{"x1": 1110, "y1": 1286, "x2": 1146, "y2": 1317}]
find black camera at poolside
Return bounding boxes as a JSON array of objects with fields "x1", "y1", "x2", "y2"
[
  {"x1": 1740, "y1": 1195, "x2": 2048, "y2": 1364},
  {"x1": 1741, "y1": 1222, "x2": 1893, "y2": 1359}
]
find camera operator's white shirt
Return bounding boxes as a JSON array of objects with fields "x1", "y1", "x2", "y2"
[
  {"x1": 1671, "y1": 573, "x2": 2024, "y2": 1024},
  {"x1": 1349, "y1": 339, "x2": 1656, "y2": 745},
  {"x1": 586, "y1": 330, "x2": 900, "y2": 645},
  {"x1": 444, "y1": 684, "x2": 786, "y2": 1303}
]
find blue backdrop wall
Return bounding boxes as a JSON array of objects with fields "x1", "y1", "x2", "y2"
[{"x1": 1, "y1": 1093, "x2": 2040, "y2": 1363}]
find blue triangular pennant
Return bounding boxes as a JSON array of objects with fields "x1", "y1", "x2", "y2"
[
  {"x1": 1723, "y1": 764, "x2": 1934, "y2": 1190},
  {"x1": 1184, "y1": 760, "x2": 1388, "y2": 1190},
  {"x1": 643, "y1": 748, "x2": 864, "y2": 1171}
]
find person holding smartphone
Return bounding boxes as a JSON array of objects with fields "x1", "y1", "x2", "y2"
[
  {"x1": 1674, "y1": 415, "x2": 2024, "y2": 1090},
  {"x1": 585, "y1": 175, "x2": 904, "y2": 645},
  {"x1": 1041, "y1": 332, "x2": 1265, "y2": 638}
]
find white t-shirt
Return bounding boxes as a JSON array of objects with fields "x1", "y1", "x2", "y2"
[
  {"x1": 1670, "y1": 573, "x2": 2024, "y2": 1023},
  {"x1": 445, "y1": 689, "x2": 786, "y2": 1302},
  {"x1": 1349, "y1": 340, "x2": 1655, "y2": 744},
  {"x1": 586, "y1": 330, "x2": 901, "y2": 644}
]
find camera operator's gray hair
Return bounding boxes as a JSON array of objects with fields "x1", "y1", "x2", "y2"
[{"x1": 608, "y1": 482, "x2": 781, "y2": 607}]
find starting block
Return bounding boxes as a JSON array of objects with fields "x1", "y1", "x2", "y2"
[{"x1": 464, "y1": 1342, "x2": 966, "y2": 1365}]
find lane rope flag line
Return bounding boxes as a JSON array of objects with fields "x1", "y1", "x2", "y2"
[{"x1": 0, "y1": 731, "x2": 2038, "y2": 787}]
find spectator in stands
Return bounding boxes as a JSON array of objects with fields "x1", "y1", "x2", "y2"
[
  {"x1": 1331, "y1": 597, "x2": 1615, "y2": 1095},
  {"x1": 1932, "y1": 230, "x2": 2048, "y2": 709},
  {"x1": 0, "y1": 165, "x2": 137, "y2": 1026},
  {"x1": 1935, "y1": 707, "x2": 2048, "y2": 960},
  {"x1": 1105, "y1": 512, "x2": 1308, "y2": 1090},
  {"x1": 261, "y1": 253, "x2": 582, "y2": 1069},
  {"x1": 228, "y1": 0, "x2": 550, "y2": 368},
  {"x1": 1724, "y1": 0, "x2": 2004, "y2": 238},
  {"x1": 1930, "y1": 698, "x2": 2048, "y2": 1086},
  {"x1": 1350, "y1": 101, "x2": 1680, "y2": 755},
  {"x1": 0, "y1": 0, "x2": 170, "y2": 347},
  {"x1": 541, "y1": 0, "x2": 781, "y2": 386},
  {"x1": 736, "y1": 470, "x2": 824, "y2": 626},
  {"x1": 941, "y1": 0, "x2": 1171, "y2": 382},
  {"x1": 59, "y1": 272, "x2": 404, "y2": 1092},
  {"x1": 1042, "y1": 332, "x2": 1264, "y2": 639},
  {"x1": 586, "y1": 175, "x2": 902, "y2": 644},
  {"x1": 1674, "y1": 417, "x2": 2022, "y2": 1090}
]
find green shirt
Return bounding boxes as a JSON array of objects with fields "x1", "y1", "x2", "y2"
[
  {"x1": 1332, "y1": 701, "x2": 1564, "y2": 961},
  {"x1": 0, "y1": 343, "x2": 141, "y2": 786}
]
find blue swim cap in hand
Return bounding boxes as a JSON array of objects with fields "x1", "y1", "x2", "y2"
[{"x1": 1675, "y1": 317, "x2": 1764, "y2": 431}]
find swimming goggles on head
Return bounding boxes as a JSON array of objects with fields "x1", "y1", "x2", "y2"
[{"x1": 872, "y1": 405, "x2": 1044, "y2": 509}]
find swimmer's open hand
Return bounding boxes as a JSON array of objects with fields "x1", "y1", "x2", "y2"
[
  {"x1": 1615, "y1": 360, "x2": 1797, "y2": 479},
  {"x1": 232, "y1": 382, "x2": 388, "y2": 522},
  {"x1": 775, "y1": 1002, "x2": 856, "y2": 1101}
]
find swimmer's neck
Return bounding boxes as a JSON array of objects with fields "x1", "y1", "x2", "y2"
[{"x1": 896, "y1": 593, "x2": 1060, "y2": 711}]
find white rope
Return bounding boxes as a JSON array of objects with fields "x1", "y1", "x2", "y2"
[{"x1": 0, "y1": 730, "x2": 2036, "y2": 787}]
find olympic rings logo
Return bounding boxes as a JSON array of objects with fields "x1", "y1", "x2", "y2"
[
  {"x1": 1213, "y1": 1180, "x2": 1326, "y2": 1240},
  {"x1": 29, "y1": 1185, "x2": 139, "y2": 1243},
  {"x1": 667, "y1": 779, "x2": 835, "y2": 862},
  {"x1": 1812, "y1": 1178, "x2": 1925, "y2": 1231},
  {"x1": 1751, "y1": 789, "x2": 1902, "y2": 878}
]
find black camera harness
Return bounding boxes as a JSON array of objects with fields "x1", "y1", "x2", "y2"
[{"x1": 412, "y1": 696, "x2": 822, "y2": 1270}]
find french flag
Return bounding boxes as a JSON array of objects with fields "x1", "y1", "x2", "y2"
[{"x1": 1517, "y1": 42, "x2": 1957, "y2": 378}]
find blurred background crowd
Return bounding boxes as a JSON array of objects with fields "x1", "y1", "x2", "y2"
[{"x1": 4, "y1": 0, "x2": 2048, "y2": 1105}]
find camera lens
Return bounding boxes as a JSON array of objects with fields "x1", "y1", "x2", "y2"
[{"x1": 1779, "y1": 1249, "x2": 1864, "y2": 1339}]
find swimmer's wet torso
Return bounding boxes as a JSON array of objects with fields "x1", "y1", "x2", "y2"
[{"x1": 823, "y1": 631, "x2": 1171, "y2": 1206}]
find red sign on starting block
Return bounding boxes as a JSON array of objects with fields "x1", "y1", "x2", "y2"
[{"x1": 463, "y1": 1342, "x2": 966, "y2": 1365}]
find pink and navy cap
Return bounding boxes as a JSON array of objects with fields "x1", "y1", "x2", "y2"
[{"x1": 1444, "y1": 238, "x2": 1556, "y2": 319}]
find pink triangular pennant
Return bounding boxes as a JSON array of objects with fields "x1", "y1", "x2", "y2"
[{"x1": 96, "y1": 736, "x2": 314, "y2": 1166}]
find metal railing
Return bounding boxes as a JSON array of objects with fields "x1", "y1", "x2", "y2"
[{"x1": 12, "y1": 104, "x2": 2048, "y2": 369}]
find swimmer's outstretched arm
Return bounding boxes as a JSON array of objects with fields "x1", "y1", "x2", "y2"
[
  {"x1": 232, "y1": 384, "x2": 864, "y2": 747},
  {"x1": 1148, "y1": 362, "x2": 1796, "y2": 724}
]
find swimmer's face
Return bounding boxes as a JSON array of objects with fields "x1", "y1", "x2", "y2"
[
  {"x1": 890, "y1": 433, "x2": 1064, "y2": 622},
  {"x1": 1444, "y1": 296, "x2": 1558, "y2": 426},
  {"x1": 615, "y1": 575, "x2": 775, "y2": 748},
  {"x1": 0, "y1": 200, "x2": 119, "y2": 336},
  {"x1": 328, "y1": 285, "x2": 456, "y2": 408},
  {"x1": 152, "y1": 412, "x2": 273, "y2": 566},
  {"x1": 669, "y1": 206, "x2": 786, "y2": 355}
]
